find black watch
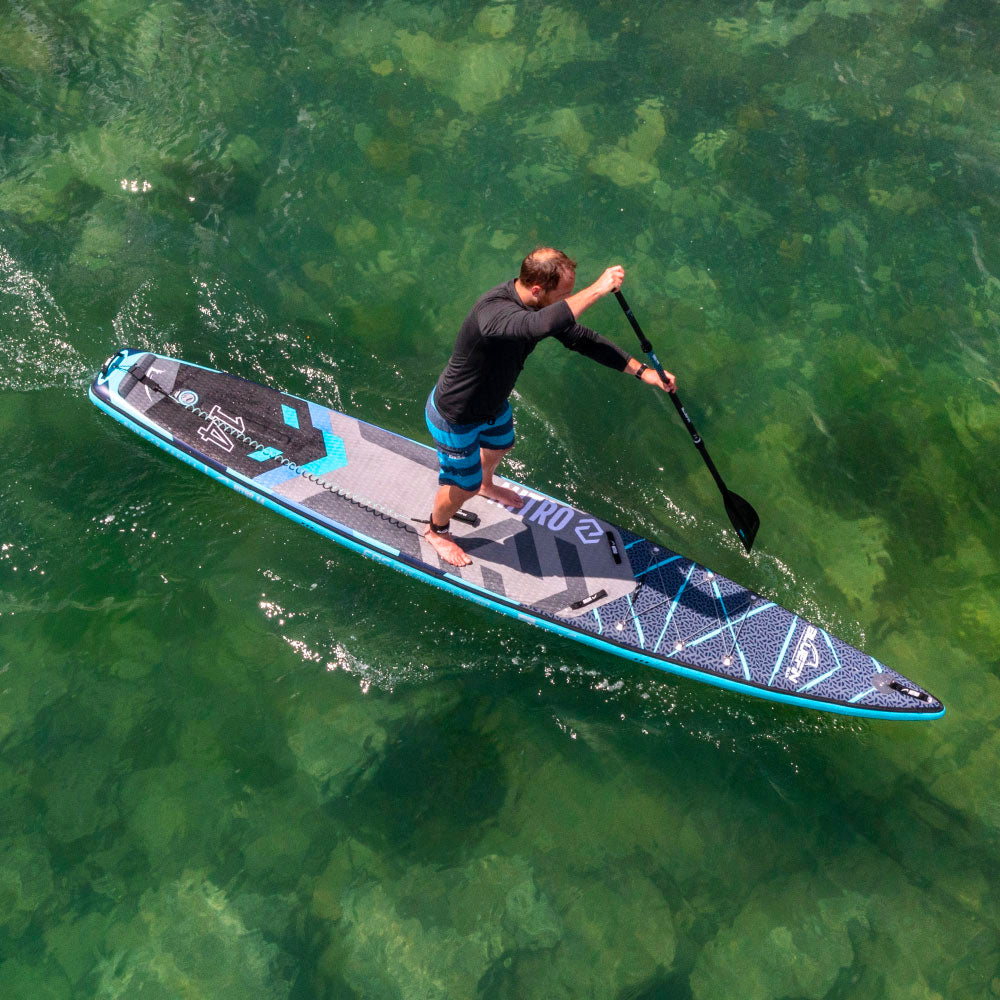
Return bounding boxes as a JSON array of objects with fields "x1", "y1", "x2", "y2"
[{"x1": 634, "y1": 363, "x2": 648, "y2": 380}]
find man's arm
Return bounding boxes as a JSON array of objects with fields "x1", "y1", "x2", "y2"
[
  {"x1": 479, "y1": 296, "x2": 576, "y2": 341},
  {"x1": 554, "y1": 326, "x2": 676, "y2": 392}
]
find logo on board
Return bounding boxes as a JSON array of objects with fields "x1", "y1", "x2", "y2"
[
  {"x1": 786, "y1": 624, "x2": 820, "y2": 683},
  {"x1": 505, "y1": 489, "x2": 603, "y2": 544},
  {"x1": 197, "y1": 404, "x2": 245, "y2": 454}
]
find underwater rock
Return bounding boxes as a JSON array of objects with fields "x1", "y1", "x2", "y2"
[
  {"x1": 625, "y1": 98, "x2": 668, "y2": 160},
  {"x1": 45, "y1": 910, "x2": 112, "y2": 989},
  {"x1": 328, "y1": 10, "x2": 399, "y2": 62},
  {"x1": 401, "y1": 174, "x2": 436, "y2": 221},
  {"x1": 713, "y1": 17, "x2": 749, "y2": 41},
  {"x1": 363, "y1": 135, "x2": 413, "y2": 174},
  {"x1": 340, "y1": 882, "x2": 481, "y2": 998},
  {"x1": 126, "y1": 1, "x2": 187, "y2": 78},
  {"x1": 491, "y1": 743, "x2": 685, "y2": 877},
  {"x1": 907, "y1": 81, "x2": 969, "y2": 117},
  {"x1": 825, "y1": 0, "x2": 879, "y2": 15},
  {"x1": 119, "y1": 761, "x2": 232, "y2": 861},
  {"x1": 0, "y1": 155, "x2": 88, "y2": 224},
  {"x1": 333, "y1": 216, "x2": 379, "y2": 251},
  {"x1": 66, "y1": 126, "x2": 176, "y2": 199},
  {"x1": 0, "y1": 958, "x2": 67, "y2": 1000},
  {"x1": 663, "y1": 264, "x2": 717, "y2": 297},
  {"x1": 311, "y1": 837, "x2": 382, "y2": 922},
  {"x1": 764, "y1": 79, "x2": 844, "y2": 124},
  {"x1": 243, "y1": 824, "x2": 313, "y2": 886},
  {"x1": 518, "y1": 106, "x2": 593, "y2": 158},
  {"x1": 652, "y1": 182, "x2": 722, "y2": 222},
  {"x1": 725, "y1": 200, "x2": 776, "y2": 239},
  {"x1": 929, "y1": 728, "x2": 1000, "y2": 834},
  {"x1": 690, "y1": 129, "x2": 732, "y2": 170},
  {"x1": 220, "y1": 134, "x2": 267, "y2": 173},
  {"x1": 286, "y1": 700, "x2": 388, "y2": 803},
  {"x1": 95, "y1": 871, "x2": 292, "y2": 998},
  {"x1": 39, "y1": 745, "x2": 120, "y2": 843},
  {"x1": 0, "y1": 638, "x2": 70, "y2": 748},
  {"x1": 490, "y1": 230, "x2": 518, "y2": 250},
  {"x1": 717, "y1": 1, "x2": 824, "y2": 52},
  {"x1": 868, "y1": 185, "x2": 933, "y2": 215},
  {"x1": 303, "y1": 260, "x2": 337, "y2": 289},
  {"x1": 820, "y1": 849, "x2": 994, "y2": 1000},
  {"x1": 588, "y1": 146, "x2": 660, "y2": 187},
  {"x1": 820, "y1": 515, "x2": 890, "y2": 606},
  {"x1": 0, "y1": 11, "x2": 54, "y2": 71},
  {"x1": 589, "y1": 98, "x2": 666, "y2": 187},
  {"x1": 508, "y1": 160, "x2": 573, "y2": 195},
  {"x1": 811, "y1": 301, "x2": 844, "y2": 322},
  {"x1": 394, "y1": 29, "x2": 526, "y2": 113},
  {"x1": 827, "y1": 219, "x2": 869, "y2": 258},
  {"x1": 0, "y1": 836, "x2": 56, "y2": 939},
  {"x1": 690, "y1": 872, "x2": 866, "y2": 1000},
  {"x1": 341, "y1": 704, "x2": 506, "y2": 866},
  {"x1": 944, "y1": 391, "x2": 1000, "y2": 459},
  {"x1": 474, "y1": 3, "x2": 517, "y2": 40},
  {"x1": 385, "y1": 5, "x2": 608, "y2": 116},
  {"x1": 505, "y1": 869, "x2": 675, "y2": 998},
  {"x1": 69, "y1": 203, "x2": 129, "y2": 274},
  {"x1": 355, "y1": 250, "x2": 419, "y2": 298},
  {"x1": 339, "y1": 854, "x2": 559, "y2": 999},
  {"x1": 0, "y1": 760, "x2": 29, "y2": 833},
  {"x1": 524, "y1": 5, "x2": 605, "y2": 73},
  {"x1": 76, "y1": 0, "x2": 150, "y2": 33},
  {"x1": 278, "y1": 279, "x2": 334, "y2": 328}
]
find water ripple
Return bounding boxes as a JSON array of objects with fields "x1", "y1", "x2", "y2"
[{"x1": 0, "y1": 244, "x2": 88, "y2": 390}]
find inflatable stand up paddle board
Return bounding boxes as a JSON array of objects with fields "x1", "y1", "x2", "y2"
[{"x1": 90, "y1": 350, "x2": 943, "y2": 721}]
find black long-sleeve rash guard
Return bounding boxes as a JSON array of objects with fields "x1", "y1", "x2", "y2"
[{"x1": 433, "y1": 280, "x2": 631, "y2": 424}]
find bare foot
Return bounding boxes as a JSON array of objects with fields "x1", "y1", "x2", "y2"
[
  {"x1": 423, "y1": 526, "x2": 472, "y2": 567},
  {"x1": 479, "y1": 482, "x2": 524, "y2": 508}
]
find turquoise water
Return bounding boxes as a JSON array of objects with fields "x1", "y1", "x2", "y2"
[{"x1": 2, "y1": 0, "x2": 999, "y2": 996}]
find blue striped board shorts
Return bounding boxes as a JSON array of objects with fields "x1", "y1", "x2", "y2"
[{"x1": 425, "y1": 389, "x2": 515, "y2": 490}]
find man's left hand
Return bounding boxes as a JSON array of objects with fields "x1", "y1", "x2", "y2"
[{"x1": 641, "y1": 366, "x2": 676, "y2": 393}]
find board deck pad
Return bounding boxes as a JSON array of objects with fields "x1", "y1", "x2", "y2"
[{"x1": 90, "y1": 350, "x2": 944, "y2": 720}]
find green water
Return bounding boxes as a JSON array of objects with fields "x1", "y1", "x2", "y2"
[{"x1": 2, "y1": 0, "x2": 998, "y2": 996}]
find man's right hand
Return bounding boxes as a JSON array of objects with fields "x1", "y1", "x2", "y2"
[
  {"x1": 566, "y1": 265, "x2": 626, "y2": 319},
  {"x1": 594, "y1": 265, "x2": 625, "y2": 296}
]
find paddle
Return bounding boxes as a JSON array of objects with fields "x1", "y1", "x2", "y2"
[{"x1": 615, "y1": 290, "x2": 760, "y2": 553}]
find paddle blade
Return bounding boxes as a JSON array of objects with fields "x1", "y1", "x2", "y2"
[{"x1": 724, "y1": 490, "x2": 760, "y2": 553}]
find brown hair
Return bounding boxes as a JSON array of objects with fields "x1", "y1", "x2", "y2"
[{"x1": 519, "y1": 247, "x2": 577, "y2": 291}]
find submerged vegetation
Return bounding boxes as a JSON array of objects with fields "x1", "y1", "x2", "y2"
[{"x1": 1, "y1": 1, "x2": 999, "y2": 997}]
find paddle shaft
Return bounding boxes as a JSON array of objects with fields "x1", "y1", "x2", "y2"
[{"x1": 615, "y1": 291, "x2": 728, "y2": 494}]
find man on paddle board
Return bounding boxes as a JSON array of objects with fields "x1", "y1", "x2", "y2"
[{"x1": 424, "y1": 247, "x2": 677, "y2": 566}]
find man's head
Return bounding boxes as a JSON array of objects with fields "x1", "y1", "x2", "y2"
[{"x1": 518, "y1": 247, "x2": 577, "y2": 307}]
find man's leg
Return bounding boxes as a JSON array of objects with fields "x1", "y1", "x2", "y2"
[
  {"x1": 478, "y1": 446, "x2": 524, "y2": 509},
  {"x1": 477, "y1": 403, "x2": 523, "y2": 509},
  {"x1": 424, "y1": 390, "x2": 484, "y2": 567},
  {"x1": 424, "y1": 483, "x2": 476, "y2": 566}
]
